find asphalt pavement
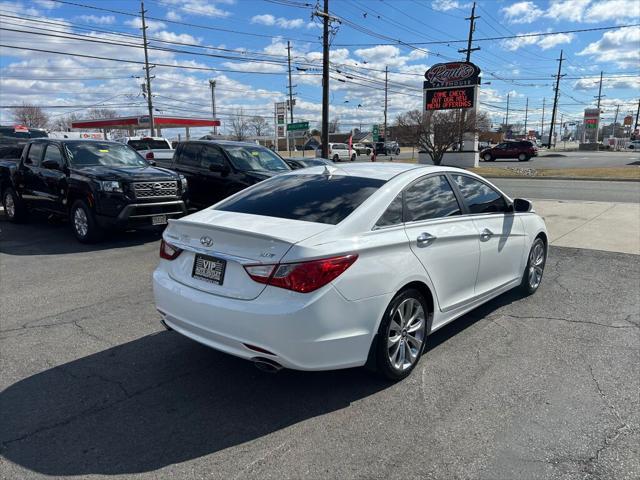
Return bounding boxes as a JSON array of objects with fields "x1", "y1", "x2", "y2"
[
  {"x1": 370, "y1": 150, "x2": 640, "y2": 169},
  {"x1": 491, "y1": 178, "x2": 640, "y2": 203},
  {"x1": 1, "y1": 215, "x2": 638, "y2": 480}
]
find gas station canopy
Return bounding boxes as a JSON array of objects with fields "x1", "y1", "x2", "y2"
[{"x1": 71, "y1": 115, "x2": 220, "y2": 138}]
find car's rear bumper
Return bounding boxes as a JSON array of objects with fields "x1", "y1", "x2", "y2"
[{"x1": 153, "y1": 266, "x2": 390, "y2": 370}]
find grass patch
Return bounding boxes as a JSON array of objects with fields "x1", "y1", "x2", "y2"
[{"x1": 470, "y1": 166, "x2": 640, "y2": 180}]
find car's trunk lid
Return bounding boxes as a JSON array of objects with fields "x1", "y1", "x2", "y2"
[{"x1": 163, "y1": 210, "x2": 331, "y2": 300}]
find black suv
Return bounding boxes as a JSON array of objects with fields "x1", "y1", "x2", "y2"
[
  {"x1": 157, "y1": 140, "x2": 290, "y2": 210},
  {"x1": 0, "y1": 139, "x2": 187, "y2": 242}
]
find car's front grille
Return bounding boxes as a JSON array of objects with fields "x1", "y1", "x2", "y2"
[{"x1": 132, "y1": 181, "x2": 178, "y2": 198}]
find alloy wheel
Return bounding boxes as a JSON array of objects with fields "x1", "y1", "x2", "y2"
[
  {"x1": 528, "y1": 241, "x2": 545, "y2": 289},
  {"x1": 4, "y1": 192, "x2": 15, "y2": 218},
  {"x1": 73, "y1": 207, "x2": 89, "y2": 238},
  {"x1": 387, "y1": 297, "x2": 426, "y2": 371}
]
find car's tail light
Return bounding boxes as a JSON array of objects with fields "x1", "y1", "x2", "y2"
[
  {"x1": 160, "y1": 239, "x2": 182, "y2": 260},
  {"x1": 244, "y1": 254, "x2": 358, "y2": 293},
  {"x1": 146, "y1": 151, "x2": 155, "y2": 160}
]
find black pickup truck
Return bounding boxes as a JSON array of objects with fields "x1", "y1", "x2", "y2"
[{"x1": 0, "y1": 139, "x2": 188, "y2": 242}]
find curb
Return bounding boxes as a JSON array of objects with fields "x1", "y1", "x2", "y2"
[{"x1": 482, "y1": 175, "x2": 640, "y2": 182}]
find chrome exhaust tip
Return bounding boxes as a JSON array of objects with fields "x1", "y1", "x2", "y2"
[{"x1": 251, "y1": 357, "x2": 283, "y2": 373}]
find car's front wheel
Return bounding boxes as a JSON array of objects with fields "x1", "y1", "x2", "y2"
[
  {"x1": 375, "y1": 289, "x2": 428, "y2": 381},
  {"x1": 2, "y1": 187, "x2": 27, "y2": 222},
  {"x1": 483, "y1": 153, "x2": 494, "y2": 162},
  {"x1": 70, "y1": 200, "x2": 103, "y2": 243},
  {"x1": 518, "y1": 153, "x2": 529, "y2": 161},
  {"x1": 520, "y1": 237, "x2": 546, "y2": 295}
]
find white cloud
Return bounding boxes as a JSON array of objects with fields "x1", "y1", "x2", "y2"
[
  {"x1": 160, "y1": 0, "x2": 231, "y2": 18},
  {"x1": 503, "y1": 30, "x2": 574, "y2": 50},
  {"x1": 154, "y1": 31, "x2": 201, "y2": 45},
  {"x1": 34, "y1": 0, "x2": 58, "y2": 9},
  {"x1": 124, "y1": 18, "x2": 166, "y2": 32},
  {"x1": 251, "y1": 14, "x2": 305, "y2": 29},
  {"x1": 574, "y1": 76, "x2": 640, "y2": 90},
  {"x1": 354, "y1": 45, "x2": 401, "y2": 63},
  {"x1": 501, "y1": 2, "x2": 544, "y2": 24},
  {"x1": 76, "y1": 15, "x2": 116, "y2": 25},
  {"x1": 584, "y1": 0, "x2": 640, "y2": 24},
  {"x1": 578, "y1": 26, "x2": 640, "y2": 68},
  {"x1": 165, "y1": 11, "x2": 182, "y2": 21},
  {"x1": 544, "y1": 0, "x2": 591, "y2": 22},
  {"x1": 431, "y1": 0, "x2": 471, "y2": 11}
]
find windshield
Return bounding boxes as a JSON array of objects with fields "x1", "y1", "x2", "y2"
[
  {"x1": 65, "y1": 142, "x2": 148, "y2": 167},
  {"x1": 128, "y1": 139, "x2": 171, "y2": 150},
  {"x1": 223, "y1": 145, "x2": 289, "y2": 172}
]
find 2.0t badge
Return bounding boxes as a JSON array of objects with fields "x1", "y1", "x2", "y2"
[{"x1": 200, "y1": 236, "x2": 213, "y2": 247}]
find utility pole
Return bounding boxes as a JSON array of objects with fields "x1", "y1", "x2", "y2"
[
  {"x1": 548, "y1": 49, "x2": 564, "y2": 148},
  {"x1": 457, "y1": 1, "x2": 480, "y2": 150},
  {"x1": 613, "y1": 103, "x2": 620, "y2": 138},
  {"x1": 383, "y1": 65, "x2": 388, "y2": 142},
  {"x1": 505, "y1": 93, "x2": 510, "y2": 128},
  {"x1": 209, "y1": 79, "x2": 217, "y2": 135},
  {"x1": 634, "y1": 98, "x2": 640, "y2": 133},
  {"x1": 594, "y1": 71, "x2": 604, "y2": 141},
  {"x1": 559, "y1": 113, "x2": 564, "y2": 144},
  {"x1": 286, "y1": 40, "x2": 295, "y2": 155},
  {"x1": 140, "y1": 1, "x2": 155, "y2": 136},
  {"x1": 320, "y1": 0, "x2": 330, "y2": 158},
  {"x1": 541, "y1": 98, "x2": 546, "y2": 138},
  {"x1": 523, "y1": 97, "x2": 529, "y2": 134}
]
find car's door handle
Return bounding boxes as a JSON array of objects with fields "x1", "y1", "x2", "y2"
[
  {"x1": 416, "y1": 232, "x2": 437, "y2": 247},
  {"x1": 480, "y1": 228, "x2": 494, "y2": 241}
]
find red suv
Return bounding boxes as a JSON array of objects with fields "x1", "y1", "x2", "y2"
[{"x1": 480, "y1": 140, "x2": 538, "y2": 162}]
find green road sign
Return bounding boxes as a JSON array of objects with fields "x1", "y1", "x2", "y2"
[
  {"x1": 372, "y1": 124, "x2": 379, "y2": 141},
  {"x1": 287, "y1": 121, "x2": 309, "y2": 131}
]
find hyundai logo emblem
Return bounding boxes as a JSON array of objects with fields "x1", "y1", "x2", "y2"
[{"x1": 200, "y1": 236, "x2": 213, "y2": 247}]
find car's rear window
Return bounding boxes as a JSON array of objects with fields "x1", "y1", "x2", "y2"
[
  {"x1": 331, "y1": 144, "x2": 348, "y2": 149},
  {"x1": 216, "y1": 174, "x2": 385, "y2": 225},
  {"x1": 128, "y1": 139, "x2": 171, "y2": 150}
]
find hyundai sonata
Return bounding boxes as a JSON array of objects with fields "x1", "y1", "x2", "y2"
[{"x1": 153, "y1": 163, "x2": 547, "y2": 380}]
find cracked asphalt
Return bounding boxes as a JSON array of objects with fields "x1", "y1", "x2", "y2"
[{"x1": 1, "y1": 215, "x2": 639, "y2": 480}]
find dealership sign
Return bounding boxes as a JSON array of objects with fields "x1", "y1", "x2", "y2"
[{"x1": 423, "y1": 62, "x2": 480, "y2": 111}]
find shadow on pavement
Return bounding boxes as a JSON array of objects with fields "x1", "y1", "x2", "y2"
[
  {"x1": 0, "y1": 288, "x2": 522, "y2": 477},
  {"x1": 0, "y1": 210, "x2": 162, "y2": 255}
]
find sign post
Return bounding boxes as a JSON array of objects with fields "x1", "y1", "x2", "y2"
[
  {"x1": 372, "y1": 124, "x2": 379, "y2": 142},
  {"x1": 422, "y1": 61, "x2": 481, "y2": 167}
]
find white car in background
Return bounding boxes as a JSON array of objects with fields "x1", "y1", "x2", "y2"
[
  {"x1": 121, "y1": 136, "x2": 174, "y2": 162},
  {"x1": 626, "y1": 140, "x2": 640, "y2": 150},
  {"x1": 154, "y1": 163, "x2": 548, "y2": 380},
  {"x1": 317, "y1": 143, "x2": 357, "y2": 162}
]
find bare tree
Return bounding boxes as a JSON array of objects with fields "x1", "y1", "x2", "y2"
[
  {"x1": 11, "y1": 103, "x2": 49, "y2": 128},
  {"x1": 248, "y1": 115, "x2": 271, "y2": 137},
  {"x1": 85, "y1": 108, "x2": 118, "y2": 120},
  {"x1": 395, "y1": 109, "x2": 489, "y2": 165},
  {"x1": 229, "y1": 109, "x2": 249, "y2": 141},
  {"x1": 49, "y1": 112, "x2": 85, "y2": 132},
  {"x1": 328, "y1": 117, "x2": 340, "y2": 133}
]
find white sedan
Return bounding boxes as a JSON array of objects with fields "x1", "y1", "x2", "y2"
[{"x1": 153, "y1": 163, "x2": 548, "y2": 380}]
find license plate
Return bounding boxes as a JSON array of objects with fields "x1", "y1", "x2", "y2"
[
  {"x1": 151, "y1": 215, "x2": 167, "y2": 225},
  {"x1": 192, "y1": 254, "x2": 226, "y2": 285}
]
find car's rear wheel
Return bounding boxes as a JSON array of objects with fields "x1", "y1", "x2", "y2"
[
  {"x1": 375, "y1": 289, "x2": 428, "y2": 381},
  {"x1": 520, "y1": 237, "x2": 546, "y2": 295},
  {"x1": 70, "y1": 200, "x2": 103, "y2": 243},
  {"x1": 483, "y1": 153, "x2": 494, "y2": 162},
  {"x1": 332, "y1": 154, "x2": 339, "y2": 162},
  {"x1": 2, "y1": 187, "x2": 27, "y2": 222},
  {"x1": 518, "y1": 153, "x2": 529, "y2": 161},
  {"x1": 351, "y1": 153, "x2": 356, "y2": 161}
]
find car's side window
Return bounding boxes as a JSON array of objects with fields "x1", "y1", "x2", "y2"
[
  {"x1": 25, "y1": 143, "x2": 44, "y2": 166},
  {"x1": 43, "y1": 145, "x2": 63, "y2": 167},
  {"x1": 404, "y1": 175, "x2": 461, "y2": 222},
  {"x1": 375, "y1": 194, "x2": 403, "y2": 228},
  {"x1": 178, "y1": 143, "x2": 201, "y2": 167},
  {"x1": 451, "y1": 174, "x2": 508, "y2": 214},
  {"x1": 200, "y1": 145, "x2": 225, "y2": 169}
]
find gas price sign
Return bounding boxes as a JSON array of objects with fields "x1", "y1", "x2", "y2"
[{"x1": 426, "y1": 87, "x2": 475, "y2": 110}]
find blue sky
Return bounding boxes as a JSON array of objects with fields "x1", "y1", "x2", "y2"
[{"x1": 0, "y1": 0, "x2": 638, "y2": 138}]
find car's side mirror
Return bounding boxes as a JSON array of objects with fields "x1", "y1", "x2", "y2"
[
  {"x1": 513, "y1": 198, "x2": 533, "y2": 213},
  {"x1": 42, "y1": 159, "x2": 62, "y2": 170},
  {"x1": 147, "y1": 159, "x2": 156, "y2": 166}
]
